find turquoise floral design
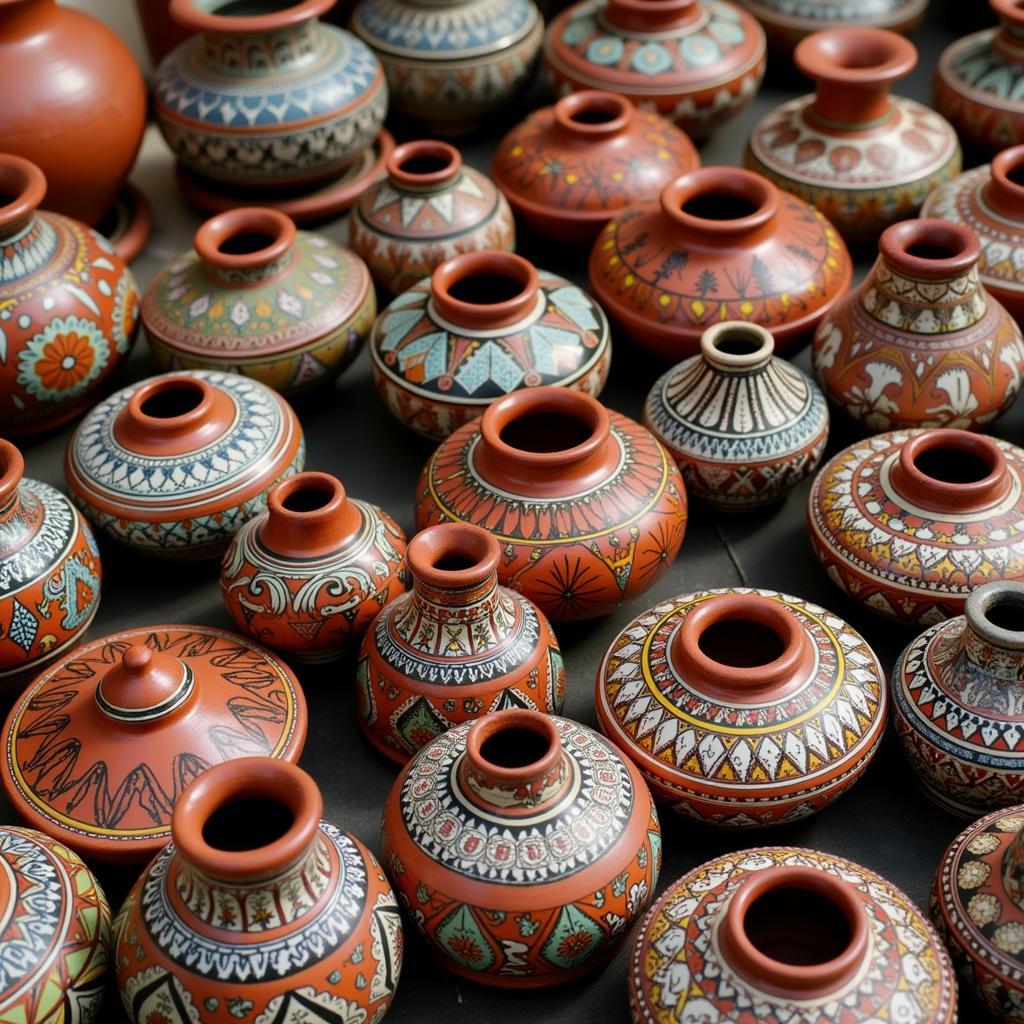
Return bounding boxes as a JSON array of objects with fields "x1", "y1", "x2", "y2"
[
  {"x1": 16, "y1": 316, "x2": 109, "y2": 403},
  {"x1": 587, "y1": 35, "x2": 624, "y2": 64},
  {"x1": 679, "y1": 34, "x2": 722, "y2": 66},
  {"x1": 111, "y1": 273, "x2": 139, "y2": 355},
  {"x1": 632, "y1": 42, "x2": 673, "y2": 75}
]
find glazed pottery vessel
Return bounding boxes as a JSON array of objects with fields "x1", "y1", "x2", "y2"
[
  {"x1": 808, "y1": 427, "x2": 1024, "y2": 624},
  {"x1": 114, "y1": 757, "x2": 403, "y2": 1023},
  {"x1": 351, "y1": 0, "x2": 543, "y2": 133},
  {"x1": 544, "y1": 0, "x2": 766, "y2": 141},
  {"x1": 381, "y1": 709, "x2": 660, "y2": 985},
  {"x1": 372, "y1": 251, "x2": 612, "y2": 441},
  {"x1": 492, "y1": 90, "x2": 699, "y2": 244},
  {"x1": 589, "y1": 168, "x2": 852, "y2": 360},
  {"x1": 143, "y1": 207, "x2": 375, "y2": 395},
  {"x1": 631, "y1": 846, "x2": 957, "y2": 1022},
  {"x1": 1, "y1": 624, "x2": 307, "y2": 864},
  {"x1": 221, "y1": 471, "x2": 408, "y2": 663},
  {"x1": 0, "y1": 0, "x2": 146, "y2": 226},
  {"x1": 0, "y1": 440, "x2": 101, "y2": 692},
  {"x1": 644, "y1": 321, "x2": 829, "y2": 509},
  {"x1": 812, "y1": 219, "x2": 1024, "y2": 431},
  {"x1": 65, "y1": 370, "x2": 305, "y2": 559},
  {"x1": 416, "y1": 387, "x2": 688, "y2": 621},
  {"x1": 0, "y1": 155, "x2": 141, "y2": 437},
  {"x1": 358, "y1": 523, "x2": 563, "y2": 764},
  {"x1": 746, "y1": 29, "x2": 960, "y2": 242},
  {"x1": 153, "y1": 0, "x2": 388, "y2": 188},
  {"x1": 351, "y1": 140, "x2": 515, "y2": 296}
]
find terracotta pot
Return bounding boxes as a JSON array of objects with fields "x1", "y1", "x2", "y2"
[
  {"x1": 221, "y1": 471, "x2": 408, "y2": 663},
  {"x1": 589, "y1": 168, "x2": 852, "y2": 360},
  {"x1": 114, "y1": 757, "x2": 402, "y2": 1022},
  {"x1": 645, "y1": 321, "x2": 829, "y2": 509},
  {"x1": 415, "y1": 387, "x2": 688, "y2": 621},
  {"x1": 808, "y1": 427, "x2": 1024, "y2": 624},
  {"x1": 631, "y1": 846, "x2": 957, "y2": 1022},
  {"x1": 351, "y1": 140, "x2": 515, "y2": 296},
  {"x1": 143, "y1": 207, "x2": 375, "y2": 395},
  {"x1": 0, "y1": 155, "x2": 141, "y2": 437},
  {"x1": 134, "y1": 0, "x2": 192, "y2": 65},
  {"x1": 351, "y1": 0, "x2": 542, "y2": 134},
  {"x1": 812, "y1": 219, "x2": 1024, "y2": 431},
  {"x1": 358, "y1": 523, "x2": 563, "y2": 764},
  {"x1": 1, "y1": 625, "x2": 307, "y2": 864},
  {"x1": 381, "y1": 709, "x2": 660, "y2": 985},
  {"x1": 492, "y1": 90, "x2": 699, "y2": 244},
  {"x1": 372, "y1": 251, "x2": 612, "y2": 441},
  {"x1": 543, "y1": 0, "x2": 767, "y2": 141},
  {"x1": 746, "y1": 29, "x2": 960, "y2": 242}
]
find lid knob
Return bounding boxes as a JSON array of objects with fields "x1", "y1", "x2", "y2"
[{"x1": 95, "y1": 644, "x2": 195, "y2": 723}]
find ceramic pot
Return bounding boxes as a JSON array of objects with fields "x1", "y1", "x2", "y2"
[
  {"x1": 544, "y1": 0, "x2": 766, "y2": 141},
  {"x1": 492, "y1": 90, "x2": 699, "y2": 244},
  {"x1": 746, "y1": 29, "x2": 960, "y2": 242},
  {"x1": 357, "y1": 523, "x2": 563, "y2": 764},
  {"x1": 65, "y1": 370, "x2": 305, "y2": 560},
  {"x1": 351, "y1": 0, "x2": 542, "y2": 133},
  {"x1": 372, "y1": 251, "x2": 612, "y2": 441},
  {"x1": 631, "y1": 846, "x2": 957, "y2": 1022},
  {"x1": 0, "y1": 155, "x2": 141, "y2": 437},
  {"x1": 143, "y1": 207, "x2": 375, "y2": 395},
  {"x1": 813, "y1": 219, "x2": 1024, "y2": 431},
  {"x1": 134, "y1": 0, "x2": 192, "y2": 65},
  {"x1": 221, "y1": 471, "x2": 408, "y2": 663},
  {"x1": 1, "y1": 625, "x2": 307, "y2": 864},
  {"x1": 381, "y1": 709, "x2": 660, "y2": 985},
  {"x1": 114, "y1": 757, "x2": 402, "y2": 1023},
  {"x1": 153, "y1": 0, "x2": 387, "y2": 189},
  {"x1": 415, "y1": 387, "x2": 688, "y2": 621},
  {"x1": 351, "y1": 140, "x2": 515, "y2": 296},
  {"x1": 644, "y1": 321, "x2": 829, "y2": 509},
  {"x1": 589, "y1": 168, "x2": 852, "y2": 360},
  {"x1": 808, "y1": 427, "x2": 1024, "y2": 624}
]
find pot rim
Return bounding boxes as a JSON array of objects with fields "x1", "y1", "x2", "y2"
[
  {"x1": 431, "y1": 250, "x2": 539, "y2": 330},
  {"x1": 386, "y1": 140, "x2": 462, "y2": 190},
  {"x1": 794, "y1": 27, "x2": 916, "y2": 87},
  {"x1": 0, "y1": 440, "x2": 24, "y2": 509},
  {"x1": 407, "y1": 522, "x2": 500, "y2": 591},
  {"x1": 965, "y1": 580, "x2": 1024, "y2": 651},
  {"x1": 169, "y1": 0, "x2": 334, "y2": 34},
  {"x1": 879, "y1": 219, "x2": 980, "y2": 280},
  {"x1": 660, "y1": 168, "x2": 780, "y2": 241},
  {"x1": 194, "y1": 207, "x2": 296, "y2": 273},
  {"x1": 553, "y1": 90, "x2": 634, "y2": 137}
]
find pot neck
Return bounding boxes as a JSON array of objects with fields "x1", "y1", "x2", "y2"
[
  {"x1": 552, "y1": 91, "x2": 635, "y2": 141},
  {"x1": 405, "y1": 523, "x2": 501, "y2": 621},
  {"x1": 994, "y1": 0, "x2": 1024, "y2": 59},
  {"x1": 260, "y1": 472, "x2": 362, "y2": 559},
  {"x1": 195, "y1": 207, "x2": 297, "y2": 288},
  {"x1": 431, "y1": 251, "x2": 540, "y2": 331},
  {"x1": 983, "y1": 146, "x2": 1024, "y2": 222},
  {"x1": 386, "y1": 140, "x2": 462, "y2": 194},
  {"x1": 0, "y1": 440, "x2": 24, "y2": 521},
  {"x1": 961, "y1": 581, "x2": 1024, "y2": 681},
  {"x1": 699, "y1": 321, "x2": 775, "y2": 375},
  {"x1": 602, "y1": 0, "x2": 701, "y2": 31},
  {"x1": 1004, "y1": 823, "x2": 1024, "y2": 911},
  {"x1": 0, "y1": 0, "x2": 55, "y2": 35},
  {"x1": 0, "y1": 153, "x2": 48, "y2": 249},
  {"x1": 94, "y1": 645, "x2": 197, "y2": 724}
]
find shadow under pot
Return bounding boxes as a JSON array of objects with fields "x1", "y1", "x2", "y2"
[
  {"x1": 629, "y1": 849, "x2": 956, "y2": 1022},
  {"x1": 415, "y1": 386, "x2": 688, "y2": 621},
  {"x1": 808, "y1": 427, "x2": 1024, "y2": 624}
]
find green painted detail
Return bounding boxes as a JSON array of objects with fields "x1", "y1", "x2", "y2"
[
  {"x1": 541, "y1": 904, "x2": 605, "y2": 969},
  {"x1": 395, "y1": 697, "x2": 448, "y2": 752},
  {"x1": 435, "y1": 905, "x2": 496, "y2": 972}
]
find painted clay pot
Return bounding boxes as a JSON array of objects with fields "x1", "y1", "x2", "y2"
[
  {"x1": 813, "y1": 219, "x2": 1024, "y2": 431},
  {"x1": 221, "y1": 471, "x2": 408, "y2": 663},
  {"x1": 631, "y1": 846, "x2": 957, "y2": 1023},
  {"x1": 544, "y1": 0, "x2": 766, "y2": 141},
  {"x1": 357, "y1": 523, "x2": 563, "y2": 764},
  {"x1": 589, "y1": 168, "x2": 853, "y2": 360},
  {"x1": 65, "y1": 370, "x2": 305, "y2": 560},
  {"x1": 746, "y1": 29, "x2": 960, "y2": 243},
  {"x1": 0, "y1": 440, "x2": 101, "y2": 693},
  {"x1": 143, "y1": 207, "x2": 375, "y2": 395},
  {"x1": 381, "y1": 709, "x2": 660, "y2": 985},
  {"x1": 372, "y1": 251, "x2": 612, "y2": 441},
  {"x1": 114, "y1": 757, "x2": 402, "y2": 1023},
  {"x1": 491, "y1": 90, "x2": 699, "y2": 244},
  {"x1": 351, "y1": 0, "x2": 542, "y2": 134},
  {"x1": 351, "y1": 140, "x2": 515, "y2": 296},
  {"x1": 415, "y1": 387, "x2": 688, "y2": 621},
  {"x1": 644, "y1": 321, "x2": 829, "y2": 510},
  {"x1": 0, "y1": 0, "x2": 146, "y2": 227},
  {"x1": 808, "y1": 427, "x2": 1024, "y2": 624},
  {"x1": 0, "y1": 155, "x2": 140, "y2": 437}
]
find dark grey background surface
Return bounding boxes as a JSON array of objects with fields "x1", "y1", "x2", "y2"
[{"x1": 9, "y1": 1, "x2": 1010, "y2": 1016}]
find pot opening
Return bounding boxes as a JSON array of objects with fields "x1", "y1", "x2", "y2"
[
  {"x1": 905, "y1": 240, "x2": 965, "y2": 261},
  {"x1": 697, "y1": 618, "x2": 786, "y2": 668},
  {"x1": 212, "y1": 0, "x2": 304, "y2": 14},
  {"x1": 202, "y1": 795, "x2": 296, "y2": 853},
  {"x1": 399, "y1": 152, "x2": 454, "y2": 175},
  {"x1": 1009, "y1": 163, "x2": 1024, "y2": 188},
  {"x1": 710, "y1": 326, "x2": 767, "y2": 357},
  {"x1": 983, "y1": 595, "x2": 1024, "y2": 633},
  {"x1": 743, "y1": 885, "x2": 854, "y2": 967},
  {"x1": 0, "y1": 191, "x2": 17, "y2": 208},
  {"x1": 139, "y1": 381, "x2": 205, "y2": 420},
  {"x1": 433, "y1": 553, "x2": 480, "y2": 572},
  {"x1": 281, "y1": 485, "x2": 333, "y2": 514},
  {"x1": 447, "y1": 272, "x2": 527, "y2": 306},
  {"x1": 913, "y1": 445, "x2": 995, "y2": 485},
  {"x1": 499, "y1": 411, "x2": 596, "y2": 454},
  {"x1": 681, "y1": 192, "x2": 761, "y2": 221},
  {"x1": 824, "y1": 35, "x2": 894, "y2": 70},
  {"x1": 218, "y1": 230, "x2": 279, "y2": 256},
  {"x1": 479, "y1": 724, "x2": 553, "y2": 770},
  {"x1": 567, "y1": 100, "x2": 624, "y2": 125}
]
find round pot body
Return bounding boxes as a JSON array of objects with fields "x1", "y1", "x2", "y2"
[
  {"x1": 381, "y1": 710, "x2": 661, "y2": 986},
  {"x1": 144, "y1": 207, "x2": 375, "y2": 395},
  {"x1": 415, "y1": 387, "x2": 688, "y2": 621},
  {"x1": 372, "y1": 251, "x2": 612, "y2": 441},
  {"x1": 808, "y1": 427, "x2": 1024, "y2": 624},
  {"x1": 351, "y1": 140, "x2": 515, "y2": 296},
  {"x1": 645, "y1": 321, "x2": 829, "y2": 509},
  {"x1": 544, "y1": 0, "x2": 766, "y2": 141},
  {"x1": 631, "y1": 846, "x2": 957, "y2": 1023},
  {"x1": 589, "y1": 168, "x2": 852, "y2": 360},
  {"x1": 65, "y1": 370, "x2": 305, "y2": 560},
  {"x1": 114, "y1": 758, "x2": 402, "y2": 1023}
]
